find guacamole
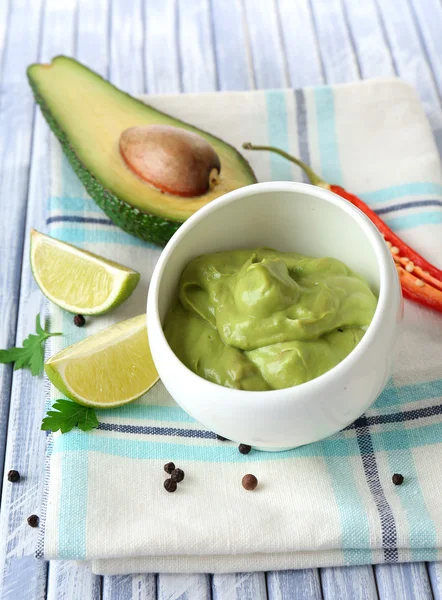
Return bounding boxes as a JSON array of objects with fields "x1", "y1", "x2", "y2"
[{"x1": 163, "y1": 248, "x2": 377, "y2": 391}]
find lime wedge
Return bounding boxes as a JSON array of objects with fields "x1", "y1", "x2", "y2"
[
  {"x1": 30, "y1": 229, "x2": 140, "y2": 315},
  {"x1": 45, "y1": 314, "x2": 159, "y2": 408}
]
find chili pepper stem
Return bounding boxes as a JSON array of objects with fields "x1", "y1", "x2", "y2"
[{"x1": 242, "y1": 143, "x2": 328, "y2": 188}]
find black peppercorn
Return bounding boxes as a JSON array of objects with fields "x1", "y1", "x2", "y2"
[
  {"x1": 164, "y1": 462, "x2": 175, "y2": 474},
  {"x1": 238, "y1": 443, "x2": 252, "y2": 455},
  {"x1": 242, "y1": 474, "x2": 258, "y2": 491},
  {"x1": 392, "y1": 473, "x2": 404, "y2": 486},
  {"x1": 171, "y1": 468, "x2": 184, "y2": 483},
  {"x1": 164, "y1": 478, "x2": 177, "y2": 493},
  {"x1": 216, "y1": 434, "x2": 228, "y2": 441},
  {"x1": 27, "y1": 514, "x2": 39, "y2": 528},
  {"x1": 7, "y1": 470, "x2": 20, "y2": 483},
  {"x1": 74, "y1": 314, "x2": 86, "y2": 327}
]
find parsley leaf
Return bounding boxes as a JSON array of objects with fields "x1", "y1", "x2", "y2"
[
  {"x1": 41, "y1": 399, "x2": 99, "y2": 434},
  {"x1": 0, "y1": 314, "x2": 61, "y2": 376}
]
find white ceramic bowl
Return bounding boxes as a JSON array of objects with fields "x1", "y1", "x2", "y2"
[{"x1": 146, "y1": 182, "x2": 402, "y2": 451}]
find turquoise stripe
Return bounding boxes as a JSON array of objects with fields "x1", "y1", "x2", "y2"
[
  {"x1": 372, "y1": 378, "x2": 400, "y2": 410},
  {"x1": 384, "y1": 444, "x2": 437, "y2": 561},
  {"x1": 49, "y1": 227, "x2": 152, "y2": 248},
  {"x1": 360, "y1": 183, "x2": 442, "y2": 205},
  {"x1": 374, "y1": 378, "x2": 442, "y2": 409},
  {"x1": 55, "y1": 419, "x2": 442, "y2": 461},
  {"x1": 100, "y1": 404, "x2": 196, "y2": 423},
  {"x1": 372, "y1": 422, "x2": 442, "y2": 452},
  {"x1": 48, "y1": 196, "x2": 98, "y2": 213},
  {"x1": 384, "y1": 211, "x2": 442, "y2": 231},
  {"x1": 54, "y1": 428, "x2": 361, "y2": 460},
  {"x1": 314, "y1": 87, "x2": 344, "y2": 185},
  {"x1": 320, "y1": 445, "x2": 372, "y2": 563},
  {"x1": 58, "y1": 450, "x2": 89, "y2": 559},
  {"x1": 53, "y1": 421, "x2": 442, "y2": 460},
  {"x1": 265, "y1": 90, "x2": 293, "y2": 181},
  {"x1": 314, "y1": 85, "x2": 370, "y2": 559},
  {"x1": 57, "y1": 305, "x2": 88, "y2": 558}
]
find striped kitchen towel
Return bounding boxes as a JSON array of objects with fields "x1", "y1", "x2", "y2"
[{"x1": 37, "y1": 79, "x2": 442, "y2": 574}]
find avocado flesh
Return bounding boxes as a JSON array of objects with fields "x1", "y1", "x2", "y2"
[{"x1": 27, "y1": 56, "x2": 257, "y2": 244}]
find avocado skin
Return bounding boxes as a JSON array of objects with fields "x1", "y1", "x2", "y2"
[
  {"x1": 27, "y1": 57, "x2": 257, "y2": 246},
  {"x1": 27, "y1": 74, "x2": 180, "y2": 245}
]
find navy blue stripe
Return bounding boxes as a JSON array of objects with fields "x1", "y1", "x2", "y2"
[
  {"x1": 46, "y1": 216, "x2": 114, "y2": 226},
  {"x1": 375, "y1": 199, "x2": 442, "y2": 215},
  {"x1": 348, "y1": 402, "x2": 442, "y2": 430},
  {"x1": 98, "y1": 403, "x2": 442, "y2": 440},
  {"x1": 98, "y1": 422, "x2": 216, "y2": 439},
  {"x1": 295, "y1": 89, "x2": 310, "y2": 183},
  {"x1": 354, "y1": 415, "x2": 398, "y2": 562}
]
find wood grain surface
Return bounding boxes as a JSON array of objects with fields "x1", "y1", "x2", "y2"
[{"x1": 0, "y1": 1, "x2": 441, "y2": 598}]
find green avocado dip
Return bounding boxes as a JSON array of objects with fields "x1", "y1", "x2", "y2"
[{"x1": 163, "y1": 248, "x2": 378, "y2": 391}]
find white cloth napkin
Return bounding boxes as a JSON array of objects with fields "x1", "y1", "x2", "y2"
[{"x1": 37, "y1": 79, "x2": 442, "y2": 574}]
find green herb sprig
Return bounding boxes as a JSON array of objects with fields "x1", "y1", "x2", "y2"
[
  {"x1": 41, "y1": 399, "x2": 99, "y2": 434},
  {"x1": 0, "y1": 314, "x2": 61, "y2": 376}
]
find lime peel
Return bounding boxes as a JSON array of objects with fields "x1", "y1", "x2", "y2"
[
  {"x1": 30, "y1": 230, "x2": 140, "y2": 315},
  {"x1": 45, "y1": 314, "x2": 159, "y2": 408}
]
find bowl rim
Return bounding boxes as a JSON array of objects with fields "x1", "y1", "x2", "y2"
[{"x1": 147, "y1": 180, "x2": 399, "y2": 404}]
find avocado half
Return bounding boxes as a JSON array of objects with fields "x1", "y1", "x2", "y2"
[{"x1": 27, "y1": 56, "x2": 257, "y2": 245}]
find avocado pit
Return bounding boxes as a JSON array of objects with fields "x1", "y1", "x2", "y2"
[{"x1": 119, "y1": 124, "x2": 221, "y2": 197}]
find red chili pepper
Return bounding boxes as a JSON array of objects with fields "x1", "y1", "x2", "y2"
[{"x1": 243, "y1": 143, "x2": 442, "y2": 313}]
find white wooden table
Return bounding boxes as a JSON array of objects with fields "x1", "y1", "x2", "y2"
[{"x1": 1, "y1": 1, "x2": 442, "y2": 598}]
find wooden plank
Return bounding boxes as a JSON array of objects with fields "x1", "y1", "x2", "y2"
[
  {"x1": 76, "y1": 0, "x2": 109, "y2": 74},
  {"x1": 375, "y1": 562, "x2": 433, "y2": 600},
  {"x1": 267, "y1": 569, "x2": 322, "y2": 600},
  {"x1": 157, "y1": 573, "x2": 211, "y2": 600},
  {"x1": 177, "y1": 0, "x2": 217, "y2": 92},
  {"x1": 210, "y1": 0, "x2": 254, "y2": 90},
  {"x1": 212, "y1": 572, "x2": 267, "y2": 600},
  {"x1": 427, "y1": 561, "x2": 442, "y2": 600},
  {"x1": 102, "y1": 574, "x2": 156, "y2": 600},
  {"x1": 144, "y1": 0, "x2": 180, "y2": 94},
  {"x1": 0, "y1": 0, "x2": 12, "y2": 492},
  {"x1": 0, "y1": 0, "x2": 10, "y2": 73},
  {"x1": 276, "y1": 0, "x2": 325, "y2": 87},
  {"x1": 242, "y1": 0, "x2": 288, "y2": 88},
  {"x1": 408, "y1": 0, "x2": 442, "y2": 96},
  {"x1": 308, "y1": 0, "x2": 360, "y2": 83},
  {"x1": 375, "y1": 0, "x2": 442, "y2": 152},
  {"x1": 341, "y1": 0, "x2": 394, "y2": 78},
  {"x1": 110, "y1": 0, "x2": 144, "y2": 94},
  {"x1": 0, "y1": 1, "x2": 49, "y2": 599},
  {"x1": 321, "y1": 566, "x2": 378, "y2": 600},
  {"x1": 47, "y1": 562, "x2": 102, "y2": 600},
  {"x1": 0, "y1": 0, "x2": 42, "y2": 484}
]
